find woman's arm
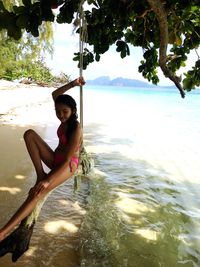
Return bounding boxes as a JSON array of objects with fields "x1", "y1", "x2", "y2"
[{"x1": 52, "y1": 77, "x2": 85, "y2": 101}]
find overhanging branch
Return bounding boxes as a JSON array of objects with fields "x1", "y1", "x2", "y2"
[{"x1": 147, "y1": 0, "x2": 185, "y2": 98}]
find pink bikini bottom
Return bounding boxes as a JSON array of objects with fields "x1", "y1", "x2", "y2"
[{"x1": 53, "y1": 153, "x2": 79, "y2": 172}]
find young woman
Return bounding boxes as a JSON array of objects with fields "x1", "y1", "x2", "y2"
[{"x1": 0, "y1": 77, "x2": 85, "y2": 241}]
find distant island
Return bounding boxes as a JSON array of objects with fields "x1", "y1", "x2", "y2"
[
  {"x1": 86, "y1": 76, "x2": 172, "y2": 88},
  {"x1": 86, "y1": 76, "x2": 200, "y2": 91}
]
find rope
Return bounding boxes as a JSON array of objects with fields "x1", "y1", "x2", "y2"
[
  {"x1": 78, "y1": 0, "x2": 87, "y2": 129},
  {"x1": 74, "y1": 2, "x2": 92, "y2": 188}
]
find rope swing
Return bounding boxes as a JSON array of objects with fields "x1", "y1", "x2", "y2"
[
  {"x1": 75, "y1": 1, "x2": 92, "y2": 178},
  {"x1": 78, "y1": 0, "x2": 87, "y2": 129}
]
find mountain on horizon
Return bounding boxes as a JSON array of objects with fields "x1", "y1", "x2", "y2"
[{"x1": 86, "y1": 76, "x2": 157, "y2": 87}]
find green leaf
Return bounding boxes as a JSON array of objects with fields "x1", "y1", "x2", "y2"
[
  {"x1": 125, "y1": 43, "x2": 130, "y2": 56},
  {"x1": 30, "y1": 26, "x2": 39, "y2": 37},
  {"x1": 22, "y1": 0, "x2": 31, "y2": 7},
  {"x1": 16, "y1": 14, "x2": 29, "y2": 28},
  {"x1": 7, "y1": 25, "x2": 22, "y2": 40},
  {"x1": 95, "y1": 53, "x2": 100, "y2": 61},
  {"x1": 0, "y1": 1, "x2": 6, "y2": 11},
  {"x1": 88, "y1": 52, "x2": 94, "y2": 63}
]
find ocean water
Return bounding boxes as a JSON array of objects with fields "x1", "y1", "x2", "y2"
[
  {"x1": 1, "y1": 84, "x2": 200, "y2": 267},
  {"x1": 78, "y1": 85, "x2": 200, "y2": 267}
]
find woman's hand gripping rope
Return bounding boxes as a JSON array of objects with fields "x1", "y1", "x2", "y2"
[{"x1": 73, "y1": 77, "x2": 85, "y2": 87}]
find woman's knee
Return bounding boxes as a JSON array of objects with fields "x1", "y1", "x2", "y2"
[{"x1": 23, "y1": 129, "x2": 36, "y2": 141}]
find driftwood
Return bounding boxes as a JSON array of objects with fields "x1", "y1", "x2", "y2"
[{"x1": 0, "y1": 145, "x2": 92, "y2": 262}]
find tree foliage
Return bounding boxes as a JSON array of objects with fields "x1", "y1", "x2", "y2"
[
  {"x1": 0, "y1": 0, "x2": 55, "y2": 81},
  {"x1": 0, "y1": 36, "x2": 68, "y2": 83},
  {"x1": 0, "y1": 0, "x2": 199, "y2": 97},
  {"x1": 0, "y1": 32, "x2": 53, "y2": 80}
]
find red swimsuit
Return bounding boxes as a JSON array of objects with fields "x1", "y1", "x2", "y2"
[{"x1": 53, "y1": 124, "x2": 79, "y2": 172}]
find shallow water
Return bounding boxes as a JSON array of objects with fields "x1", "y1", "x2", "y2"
[
  {"x1": 80, "y1": 86, "x2": 200, "y2": 267},
  {"x1": 0, "y1": 86, "x2": 200, "y2": 266}
]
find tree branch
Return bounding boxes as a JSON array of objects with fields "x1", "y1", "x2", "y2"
[
  {"x1": 147, "y1": 0, "x2": 185, "y2": 98},
  {"x1": 138, "y1": 8, "x2": 153, "y2": 18}
]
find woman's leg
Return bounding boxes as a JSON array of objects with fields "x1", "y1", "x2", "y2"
[
  {"x1": 0, "y1": 163, "x2": 77, "y2": 241},
  {"x1": 0, "y1": 129, "x2": 54, "y2": 241},
  {"x1": 24, "y1": 129, "x2": 54, "y2": 181}
]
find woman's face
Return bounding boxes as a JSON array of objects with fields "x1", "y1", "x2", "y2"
[{"x1": 55, "y1": 103, "x2": 73, "y2": 123}]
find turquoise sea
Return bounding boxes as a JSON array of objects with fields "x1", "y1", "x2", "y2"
[
  {"x1": 79, "y1": 85, "x2": 200, "y2": 267},
  {"x1": 1, "y1": 84, "x2": 200, "y2": 267}
]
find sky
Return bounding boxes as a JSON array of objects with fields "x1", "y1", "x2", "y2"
[{"x1": 46, "y1": 23, "x2": 199, "y2": 87}]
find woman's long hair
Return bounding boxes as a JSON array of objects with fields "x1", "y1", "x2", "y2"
[{"x1": 55, "y1": 95, "x2": 78, "y2": 140}]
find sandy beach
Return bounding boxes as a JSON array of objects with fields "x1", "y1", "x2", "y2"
[
  {"x1": 0, "y1": 79, "x2": 59, "y2": 188},
  {"x1": 0, "y1": 80, "x2": 56, "y2": 126}
]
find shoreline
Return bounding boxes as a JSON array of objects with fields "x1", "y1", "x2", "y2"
[{"x1": 0, "y1": 80, "x2": 56, "y2": 126}]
